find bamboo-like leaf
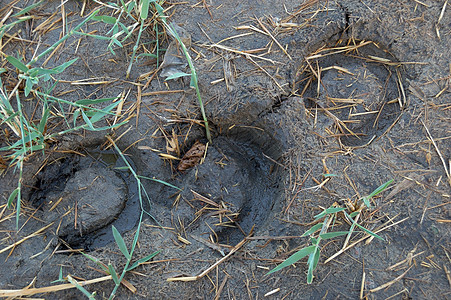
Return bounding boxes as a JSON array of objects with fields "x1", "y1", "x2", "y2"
[
  {"x1": 343, "y1": 211, "x2": 385, "y2": 241},
  {"x1": 93, "y1": 15, "x2": 117, "y2": 24},
  {"x1": 67, "y1": 275, "x2": 97, "y2": 299},
  {"x1": 138, "y1": 175, "x2": 182, "y2": 190},
  {"x1": 12, "y1": 0, "x2": 44, "y2": 17},
  {"x1": 319, "y1": 231, "x2": 350, "y2": 240},
  {"x1": 108, "y1": 263, "x2": 120, "y2": 285},
  {"x1": 314, "y1": 207, "x2": 346, "y2": 220},
  {"x1": 81, "y1": 253, "x2": 109, "y2": 273},
  {"x1": 165, "y1": 72, "x2": 191, "y2": 81},
  {"x1": 126, "y1": 250, "x2": 160, "y2": 271},
  {"x1": 266, "y1": 245, "x2": 316, "y2": 275},
  {"x1": 367, "y1": 179, "x2": 393, "y2": 199},
  {"x1": 6, "y1": 56, "x2": 28, "y2": 73},
  {"x1": 75, "y1": 97, "x2": 117, "y2": 105},
  {"x1": 51, "y1": 58, "x2": 78, "y2": 73},
  {"x1": 112, "y1": 225, "x2": 130, "y2": 259},
  {"x1": 81, "y1": 111, "x2": 94, "y2": 130},
  {"x1": 301, "y1": 223, "x2": 323, "y2": 237},
  {"x1": 140, "y1": 0, "x2": 150, "y2": 20},
  {"x1": 307, "y1": 248, "x2": 320, "y2": 284},
  {"x1": 7, "y1": 188, "x2": 19, "y2": 208}
]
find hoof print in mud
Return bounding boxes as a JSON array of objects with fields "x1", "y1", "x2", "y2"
[
  {"x1": 172, "y1": 129, "x2": 283, "y2": 245},
  {"x1": 298, "y1": 40, "x2": 405, "y2": 147},
  {"x1": 29, "y1": 149, "x2": 138, "y2": 250}
]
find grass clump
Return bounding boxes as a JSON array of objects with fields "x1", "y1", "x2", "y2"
[{"x1": 267, "y1": 179, "x2": 393, "y2": 284}]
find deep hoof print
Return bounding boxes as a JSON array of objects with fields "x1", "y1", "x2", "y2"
[
  {"x1": 29, "y1": 146, "x2": 139, "y2": 251},
  {"x1": 297, "y1": 40, "x2": 405, "y2": 147},
  {"x1": 165, "y1": 127, "x2": 284, "y2": 245}
]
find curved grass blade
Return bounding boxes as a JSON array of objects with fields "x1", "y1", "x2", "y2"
[
  {"x1": 301, "y1": 223, "x2": 323, "y2": 237},
  {"x1": 112, "y1": 225, "x2": 130, "y2": 259},
  {"x1": 126, "y1": 250, "x2": 160, "y2": 271},
  {"x1": 319, "y1": 231, "x2": 350, "y2": 240},
  {"x1": 307, "y1": 247, "x2": 320, "y2": 284},
  {"x1": 138, "y1": 175, "x2": 182, "y2": 190},
  {"x1": 314, "y1": 207, "x2": 346, "y2": 220},
  {"x1": 266, "y1": 245, "x2": 316, "y2": 275}
]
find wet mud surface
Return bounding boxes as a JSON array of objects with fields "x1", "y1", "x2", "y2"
[{"x1": 0, "y1": 0, "x2": 450, "y2": 299}]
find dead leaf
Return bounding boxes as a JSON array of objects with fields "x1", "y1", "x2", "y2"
[{"x1": 177, "y1": 141, "x2": 206, "y2": 172}]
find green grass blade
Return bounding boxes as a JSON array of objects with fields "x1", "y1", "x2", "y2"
[
  {"x1": 343, "y1": 211, "x2": 385, "y2": 241},
  {"x1": 319, "y1": 231, "x2": 350, "y2": 240},
  {"x1": 301, "y1": 223, "x2": 323, "y2": 237},
  {"x1": 138, "y1": 175, "x2": 182, "y2": 190},
  {"x1": 6, "y1": 56, "x2": 28, "y2": 73},
  {"x1": 7, "y1": 188, "x2": 19, "y2": 208},
  {"x1": 266, "y1": 245, "x2": 316, "y2": 275},
  {"x1": 81, "y1": 253, "x2": 109, "y2": 273},
  {"x1": 126, "y1": 250, "x2": 160, "y2": 271},
  {"x1": 12, "y1": 1, "x2": 44, "y2": 17},
  {"x1": 165, "y1": 72, "x2": 191, "y2": 80},
  {"x1": 140, "y1": 0, "x2": 150, "y2": 20},
  {"x1": 307, "y1": 248, "x2": 320, "y2": 284},
  {"x1": 108, "y1": 264, "x2": 120, "y2": 285},
  {"x1": 81, "y1": 111, "x2": 95, "y2": 130},
  {"x1": 67, "y1": 275, "x2": 97, "y2": 299},
  {"x1": 314, "y1": 207, "x2": 346, "y2": 220},
  {"x1": 112, "y1": 225, "x2": 130, "y2": 259},
  {"x1": 92, "y1": 15, "x2": 117, "y2": 24},
  {"x1": 75, "y1": 97, "x2": 117, "y2": 105},
  {"x1": 368, "y1": 179, "x2": 393, "y2": 199}
]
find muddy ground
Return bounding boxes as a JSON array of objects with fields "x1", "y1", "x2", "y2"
[{"x1": 0, "y1": 0, "x2": 450, "y2": 299}]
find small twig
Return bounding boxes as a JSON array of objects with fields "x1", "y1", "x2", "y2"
[
  {"x1": 421, "y1": 120, "x2": 450, "y2": 186},
  {"x1": 369, "y1": 265, "x2": 413, "y2": 293},
  {"x1": 167, "y1": 231, "x2": 252, "y2": 282},
  {"x1": 325, "y1": 217, "x2": 408, "y2": 264}
]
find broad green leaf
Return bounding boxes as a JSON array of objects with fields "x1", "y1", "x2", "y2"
[
  {"x1": 367, "y1": 179, "x2": 393, "y2": 199},
  {"x1": 266, "y1": 245, "x2": 316, "y2": 275},
  {"x1": 89, "y1": 101, "x2": 121, "y2": 123},
  {"x1": 112, "y1": 225, "x2": 130, "y2": 259},
  {"x1": 343, "y1": 211, "x2": 384, "y2": 241},
  {"x1": 301, "y1": 223, "x2": 323, "y2": 237},
  {"x1": 6, "y1": 56, "x2": 28, "y2": 73},
  {"x1": 75, "y1": 97, "x2": 117, "y2": 105},
  {"x1": 108, "y1": 264, "x2": 120, "y2": 285},
  {"x1": 136, "y1": 53, "x2": 158, "y2": 59},
  {"x1": 314, "y1": 207, "x2": 346, "y2": 220},
  {"x1": 126, "y1": 1, "x2": 135, "y2": 13},
  {"x1": 307, "y1": 248, "x2": 320, "y2": 284},
  {"x1": 7, "y1": 188, "x2": 20, "y2": 208},
  {"x1": 362, "y1": 196, "x2": 371, "y2": 208},
  {"x1": 126, "y1": 250, "x2": 160, "y2": 271},
  {"x1": 67, "y1": 275, "x2": 97, "y2": 299},
  {"x1": 38, "y1": 106, "x2": 50, "y2": 133},
  {"x1": 112, "y1": 38, "x2": 123, "y2": 48},
  {"x1": 349, "y1": 211, "x2": 360, "y2": 218},
  {"x1": 81, "y1": 111, "x2": 95, "y2": 130},
  {"x1": 73, "y1": 109, "x2": 80, "y2": 127},
  {"x1": 51, "y1": 58, "x2": 78, "y2": 73},
  {"x1": 319, "y1": 231, "x2": 350, "y2": 240},
  {"x1": 165, "y1": 72, "x2": 191, "y2": 81},
  {"x1": 12, "y1": 0, "x2": 44, "y2": 17},
  {"x1": 93, "y1": 15, "x2": 117, "y2": 24},
  {"x1": 140, "y1": 0, "x2": 150, "y2": 20}
]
